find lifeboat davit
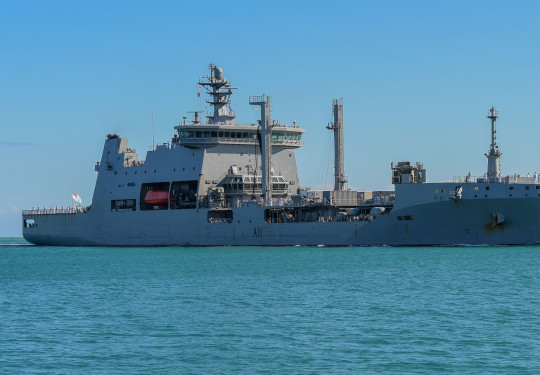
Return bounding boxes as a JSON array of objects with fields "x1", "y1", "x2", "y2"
[{"x1": 144, "y1": 189, "x2": 168, "y2": 205}]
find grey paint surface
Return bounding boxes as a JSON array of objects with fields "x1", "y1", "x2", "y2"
[{"x1": 22, "y1": 65, "x2": 540, "y2": 246}]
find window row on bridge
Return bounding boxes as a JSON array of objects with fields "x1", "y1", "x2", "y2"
[{"x1": 177, "y1": 130, "x2": 302, "y2": 141}]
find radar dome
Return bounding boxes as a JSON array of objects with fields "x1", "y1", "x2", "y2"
[{"x1": 214, "y1": 66, "x2": 224, "y2": 80}]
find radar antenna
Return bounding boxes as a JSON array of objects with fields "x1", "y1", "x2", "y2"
[
  {"x1": 198, "y1": 63, "x2": 237, "y2": 125},
  {"x1": 187, "y1": 111, "x2": 203, "y2": 124}
]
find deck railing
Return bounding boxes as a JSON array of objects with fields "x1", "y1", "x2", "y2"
[
  {"x1": 453, "y1": 175, "x2": 538, "y2": 184},
  {"x1": 22, "y1": 206, "x2": 88, "y2": 215}
]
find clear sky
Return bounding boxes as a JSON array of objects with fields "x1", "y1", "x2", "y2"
[{"x1": 2, "y1": 0, "x2": 540, "y2": 236}]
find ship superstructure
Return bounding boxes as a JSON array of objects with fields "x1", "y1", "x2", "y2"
[{"x1": 22, "y1": 65, "x2": 540, "y2": 246}]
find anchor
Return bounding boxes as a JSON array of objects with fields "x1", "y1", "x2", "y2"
[{"x1": 490, "y1": 211, "x2": 505, "y2": 227}]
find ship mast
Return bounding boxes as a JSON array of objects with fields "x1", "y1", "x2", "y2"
[
  {"x1": 249, "y1": 95, "x2": 273, "y2": 204},
  {"x1": 198, "y1": 63, "x2": 236, "y2": 125},
  {"x1": 485, "y1": 106, "x2": 502, "y2": 178},
  {"x1": 326, "y1": 98, "x2": 347, "y2": 191}
]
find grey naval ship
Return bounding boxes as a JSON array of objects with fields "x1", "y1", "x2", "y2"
[{"x1": 22, "y1": 64, "x2": 540, "y2": 246}]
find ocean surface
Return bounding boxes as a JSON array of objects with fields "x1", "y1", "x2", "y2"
[{"x1": 2, "y1": 238, "x2": 540, "y2": 374}]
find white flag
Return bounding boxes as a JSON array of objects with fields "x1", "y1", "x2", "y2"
[{"x1": 72, "y1": 192, "x2": 82, "y2": 204}]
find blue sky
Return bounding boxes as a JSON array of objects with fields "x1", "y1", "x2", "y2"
[{"x1": 1, "y1": 0, "x2": 540, "y2": 236}]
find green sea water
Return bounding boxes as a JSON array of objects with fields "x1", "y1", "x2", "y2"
[{"x1": 2, "y1": 238, "x2": 540, "y2": 374}]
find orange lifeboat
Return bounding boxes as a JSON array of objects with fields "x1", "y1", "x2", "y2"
[{"x1": 144, "y1": 189, "x2": 168, "y2": 205}]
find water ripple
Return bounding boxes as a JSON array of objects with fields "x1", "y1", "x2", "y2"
[{"x1": 1, "y1": 244, "x2": 540, "y2": 373}]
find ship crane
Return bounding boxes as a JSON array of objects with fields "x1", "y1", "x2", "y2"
[{"x1": 249, "y1": 95, "x2": 273, "y2": 204}]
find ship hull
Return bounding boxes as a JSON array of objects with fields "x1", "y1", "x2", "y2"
[
  {"x1": 22, "y1": 66, "x2": 536, "y2": 247},
  {"x1": 22, "y1": 196, "x2": 540, "y2": 246}
]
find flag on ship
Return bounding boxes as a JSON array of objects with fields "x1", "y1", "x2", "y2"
[{"x1": 72, "y1": 192, "x2": 82, "y2": 204}]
